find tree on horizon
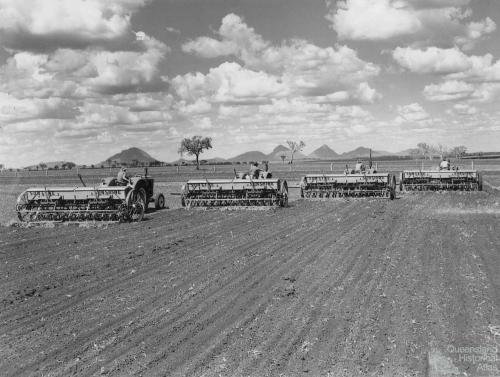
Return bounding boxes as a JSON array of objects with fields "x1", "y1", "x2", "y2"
[
  {"x1": 286, "y1": 140, "x2": 305, "y2": 165},
  {"x1": 178, "y1": 136, "x2": 213, "y2": 170}
]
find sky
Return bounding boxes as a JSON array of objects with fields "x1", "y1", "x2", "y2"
[{"x1": 1, "y1": 0, "x2": 500, "y2": 167}]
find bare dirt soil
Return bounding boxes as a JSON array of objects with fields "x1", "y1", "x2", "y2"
[{"x1": 1, "y1": 192, "x2": 500, "y2": 376}]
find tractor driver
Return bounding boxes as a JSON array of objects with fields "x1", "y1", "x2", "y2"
[
  {"x1": 249, "y1": 162, "x2": 261, "y2": 179},
  {"x1": 439, "y1": 159, "x2": 450, "y2": 171},
  {"x1": 117, "y1": 167, "x2": 130, "y2": 186},
  {"x1": 355, "y1": 160, "x2": 366, "y2": 173}
]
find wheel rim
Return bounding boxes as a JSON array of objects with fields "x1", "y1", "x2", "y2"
[
  {"x1": 126, "y1": 189, "x2": 146, "y2": 222},
  {"x1": 129, "y1": 201, "x2": 145, "y2": 221}
]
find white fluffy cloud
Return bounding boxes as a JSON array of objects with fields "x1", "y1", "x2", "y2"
[
  {"x1": 0, "y1": 92, "x2": 78, "y2": 124},
  {"x1": 183, "y1": 36, "x2": 238, "y2": 58},
  {"x1": 173, "y1": 62, "x2": 288, "y2": 105},
  {"x1": 447, "y1": 54, "x2": 500, "y2": 82},
  {"x1": 175, "y1": 13, "x2": 386, "y2": 156},
  {"x1": 396, "y1": 103, "x2": 430, "y2": 123},
  {"x1": 0, "y1": 0, "x2": 151, "y2": 50},
  {"x1": 182, "y1": 14, "x2": 380, "y2": 102},
  {"x1": 468, "y1": 83, "x2": 500, "y2": 103},
  {"x1": 84, "y1": 39, "x2": 168, "y2": 94},
  {"x1": 393, "y1": 47, "x2": 500, "y2": 82},
  {"x1": 0, "y1": 36, "x2": 168, "y2": 100},
  {"x1": 328, "y1": 0, "x2": 422, "y2": 40},
  {"x1": 393, "y1": 47, "x2": 472, "y2": 74},
  {"x1": 183, "y1": 13, "x2": 268, "y2": 62},
  {"x1": 456, "y1": 17, "x2": 497, "y2": 50},
  {"x1": 423, "y1": 80, "x2": 474, "y2": 101},
  {"x1": 393, "y1": 46, "x2": 500, "y2": 104},
  {"x1": 448, "y1": 103, "x2": 477, "y2": 116},
  {"x1": 327, "y1": 0, "x2": 496, "y2": 48}
]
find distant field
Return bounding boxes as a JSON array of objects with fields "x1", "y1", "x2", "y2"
[
  {"x1": 1, "y1": 158, "x2": 500, "y2": 184},
  {"x1": 1, "y1": 158, "x2": 498, "y2": 225}
]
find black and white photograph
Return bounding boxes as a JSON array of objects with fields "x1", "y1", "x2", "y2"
[{"x1": 1, "y1": 0, "x2": 500, "y2": 376}]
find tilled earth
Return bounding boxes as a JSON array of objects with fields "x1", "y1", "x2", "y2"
[{"x1": 1, "y1": 193, "x2": 500, "y2": 376}]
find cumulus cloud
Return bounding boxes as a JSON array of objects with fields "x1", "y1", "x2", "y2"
[
  {"x1": 396, "y1": 103, "x2": 430, "y2": 123},
  {"x1": 196, "y1": 117, "x2": 213, "y2": 130},
  {"x1": 172, "y1": 62, "x2": 289, "y2": 105},
  {"x1": 393, "y1": 47, "x2": 500, "y2": 82},
  {"x1": 326, "y1": 0, "x2": 496, "y2": 48},
  {"x1": 0, "y1": 0, "x2": 152, "y2": 51},
  {"x1": 182, "y1": 14, "x2": 380, "y2": 100},
  {"x1": 394, "y1": 47, "x2": 500, "y2": 104},
  {"x1": 171, "y1": 13, "x2": 387, "y2": 155},
  {"x1": 84, "y1": 39, "x2": 169, "y2": 94},
  {"x1": 423, "y1": 80, "x2": 474, "y2": 101},
  {"x1": 406, "y1": 0, "x2": 471, "y2": 7},
  {"x1": 182, "y1": 14, "x2": 266, "y2": 60},
  {"x1": 328, "y1": 0, "x2": 422, "y2": 40},
  {"x1": 448, "y1": 103, "x2": 477, "y2": 115},
  {"x1": 112, "y1": 92, "x2": 174, "y2": 112},
  {"x1": 0, "y1": 36, "x2": 169, "y2": 100},
  {"x1": 447, "y1": 54, "x2": 500, "y2": 82},
  {"x1": 456, "y1": 17, "x2": 496, "y2": 50},
  {"x1": 166, "y1": 26, "x2": 181, "y2": 34},
  {"x1": 393, "y1": 47, "x2": 472, "y2": 74},
  {"x1": 183, "y1": 36, "x2": 238, "y2": 58},
  {"x1": 177, "y1": 98, "x2": 212, "y2": 115},
  {"x1": 469, "y1": 83, "x2": 500, "y2": 103},
  {"x1": 0, "y1": 92, "x2": 79, "y2": 124}
]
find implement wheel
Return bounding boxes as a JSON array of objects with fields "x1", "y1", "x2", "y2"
[
  {"x1": 126, "y1": 188, "x2": 146, "y2": 222},
  {"x1": 16, "y1": 206, "x2": 29, "y2": 222},
  {"x1": 280, "y1": 180, "x2": 289, "y2": 207},
  {"x1": 390, "y1": 175, "x2": 397, "y2": 200},
  {"x1": 15, "y1": 192, "x2": 31, "y2": 222},
  {"x1": 280, "y1": 192, "x2": 288, "y2": 207},
  {"x1": 155, "y1": 193, "x2": 165, "y2": 209}
]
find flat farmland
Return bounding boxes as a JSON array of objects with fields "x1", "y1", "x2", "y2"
[
  {"x1": 1, "y1": 159, "x2": 500, "y2": 376},
  {"x1": 1, "y1": 158, "x2": 499, "y2": 224}
]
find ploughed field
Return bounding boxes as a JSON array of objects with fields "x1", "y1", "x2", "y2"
[{"x1": 1, "y1": 190, "x2": 500, "y2": 376}]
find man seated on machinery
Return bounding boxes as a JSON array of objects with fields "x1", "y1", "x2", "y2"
[
  {"x1": 249, "y1": 162, "x2": 261, "y2": 179},
  {"x1": 117, "y1": 167, "x2": 131, "y2": 186},
  {"x1": 439, "y1": 158, "x2": 451, "y2": 171},
  {"x1": 259, "y1": 161, "x2": 272, "y2": 178},
  {"x1": 354, "y1": 160, "x2": 366, "y2": 173}
]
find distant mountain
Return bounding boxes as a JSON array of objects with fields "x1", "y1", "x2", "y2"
[
  {"x1": 267, "y1": 144, "x2": 308, "y2": 161},
  {"x1": 100, "y1": 147, "x2": 161, "y2": 166},
  {"x1": 229, "y1": 150, "x2": 269, "y2": 162},
  {"x1": 308, "y1": 144, "x2": 339, "y2": 159},
  {"x1": 339, "y1": 147, "x2": 393, "y2": 159},
  {"x1": 268, "y1": 144, "x2": 289, "y2": 156}
]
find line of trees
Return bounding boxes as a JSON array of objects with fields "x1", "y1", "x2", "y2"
[{"x1": 409, "y1": 143, "x2": 467, "y2": 160}]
